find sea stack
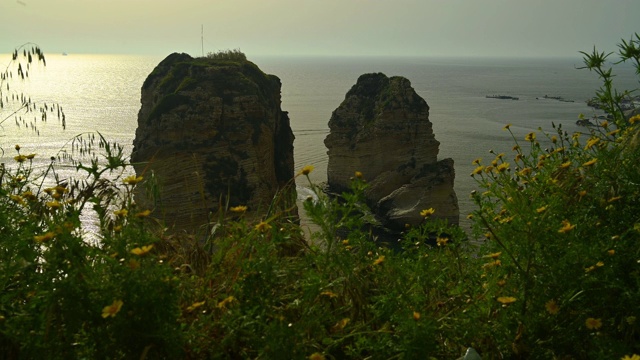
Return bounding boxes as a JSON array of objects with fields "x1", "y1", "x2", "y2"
[
  {"x1": 131, "y1": 52, "x2": 295, "y2": 232},
  {"x1": 324, "y1": 73, "x2": 459, "y2": 229}
]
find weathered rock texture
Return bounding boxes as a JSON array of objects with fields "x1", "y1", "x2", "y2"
[
  {"x1": 131, "y1": 53, "x2": 295, "y2": 232},
  {"x1": 324, "y1": 73, "x2": 459, "y2": 229}
]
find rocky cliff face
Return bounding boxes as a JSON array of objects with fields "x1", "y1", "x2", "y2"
[
  {"x1": 324, "y1": 73, "x2": 458, "y2": 229},
  {"x1": 131, "y1": 53, "x2": 295, "y2": 232}
]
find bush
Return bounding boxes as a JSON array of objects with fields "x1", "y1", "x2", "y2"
[{"x1": 205, "y1": 48, "x2": 247, "y2": 61}]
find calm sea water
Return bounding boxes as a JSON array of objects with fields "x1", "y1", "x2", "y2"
[{"x1": 1, "y1": 54, "x2": 636, "y2": 232}]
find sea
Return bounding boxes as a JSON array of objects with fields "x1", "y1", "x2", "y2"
[{"x1": 1, "y1": 54, "x2": 638, "y2": 234}]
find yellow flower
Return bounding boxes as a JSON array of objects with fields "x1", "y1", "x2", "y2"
[
  {"x1": 436, "y1": 237, "x2": 449, "y2": 247},
  {"x1": 607, "y1": 129, "x2": 620, "y2": 137},
  {"x1": 482, "y1": 259, "x2": 501, "y2": 269},
  {"x1": 14, "y1": 155, "x2": 28, "y2": 163},
  {"x1": 496, "y1": 162, "x2": 510, "y2": 173},
  {"x1": 413, "y1": 311, "x2": 421, "y2": 321},
  {"x1": 14, "y1": 144, "x2": 20, "y2": 151},
  {"x1": 420, "y1": 208, "x2": 435, "y2": 217},
  {"x1": 582, "y1": 158, "x2": 597, "y2": 167},
  {"x1": 34, "y1": 232, "x2": 56, "y2": 244},
  {"x1": 113, "y1": 208, "x2": 128, "y2": 217},
  {"x1": 373, "y1": 255, "x2": 385, "y2": 266},
  {"x1": 229, "y1": 205, "x2": 247, "y2": 213},
  {"x1": 130, "y1": 244, "x2": 154, "y2": 256},
  {"x1": 320, "y1": 291, "x2": 338, "y2": 298},
  {"x1": 25, "y1": 153, "x2": 36, "y2": 160},
  {"x1": 483, "y1": 252, "x2": 501, "y2": 259},
  {"x1": 471, "y1": 166, "x2": 484, "y2": 176},
  {"x1": 217, "y1": 296, "x2": 236, "y2": 309},
  {"x1": 621, "y1": 354, "x2": 640, "y2": 360},
  {"x1": 354, "y1": 171, "x2": 363, "y2": 179},
  {"x1": 332, "y1": 318, "x2": 350, "y2": 332},
  {"x1": 309, "y1": 353, "x2": 326, "y2": 360},
  {"x1": 600, "y1": 120, "x2": 609, "y2": 128},
  {"x1": 608, "y1": 249, "x2": 615, "y2": 255},
  {"x1": 558, "y1": 220, "x2": 575, "y2": 234},
  {"x1": 254, "y1": 221, "x2": 272, "y2": 233},
  {"x1": 585, "y1": 137, "x2": 600, "y2": 150},
  {"x1": 123, "y1": 175, "x2": 144, "y2": 185},
  {"x1": 102, "y1": 300, "x2": 124, "y2": 318},
  {"x1": 545, "y1": 299, "x2": 560, "y2": 315},
  {"x1": 186, "y1": 301, "x2": 206, "y2": 312},
  {"x1": 517, "y1": 167, "x2": 532, "y2": 177},
  {"x1": 497, "y1": 296, "x2": 517, "y2": 304},
  {"x1": 559, "y1": 161, "x2": 572, "y2": 169},
  {"x1": 608, "y1": 196, "x2": 622, "y2": 203},
  {"x1": 9, "y1": 195, "x2": 25, "y2": 205},
  {"x1": 551, "y1": 135, "x2": 558, "y2": 144},
  {"x1": 21, "y1": 191, "x2": 36, "y2": 201},
  {"x1": 585, "y1": 317, "x2": 602, "y2": 330},
  {"x1": 134, "y1": 209, "x2": 152, "y2": 218},
  {"x1": 299, "y1": 165, "x2": 314, "y2": 176},
  {"x1": 472, "y1": 158, "x2": 482, "y2": 165},
  {"x1": 525, "y1": 132, "x2": 536, "y2": 141},
  {"x1": 536, "y1": 205, "x2": 548, "y2": 214},
  {"x1": 45, "y1": 200, "x2": 62, "y2": 210},
  {"x1": 630, "y1": 115, "x2": 640, "y2": 125}
]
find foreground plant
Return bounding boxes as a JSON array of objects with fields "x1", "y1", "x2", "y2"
[{"x1": 468, "y1": 34, "x2": 640, "y2": 358}]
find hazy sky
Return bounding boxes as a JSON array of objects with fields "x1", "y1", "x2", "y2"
[{"x1": 1, "y1": 0, "x2": 638, "y2": 58}]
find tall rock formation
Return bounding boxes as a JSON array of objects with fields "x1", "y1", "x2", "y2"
[
  {"x1": 324, "y1": 73, "x2": 458, "y2": 229},
  {"x1": 131, "y1": 53, "x2": 295, "y2": 232}
]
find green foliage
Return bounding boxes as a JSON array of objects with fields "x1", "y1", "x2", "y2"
[
  {"x1": 2, "y1": 36, "x2": 640, "y2": 359},
  {"x1": 467, "y1": 34, "x2": 640, "y2": 358},
  {"x1": 205, "y1": 48, "x2": 247, "y2": 62}
]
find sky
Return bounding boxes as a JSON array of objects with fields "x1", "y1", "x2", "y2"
[{"x1": 1, "y1": 0, "x2": 638, "y2": 58}]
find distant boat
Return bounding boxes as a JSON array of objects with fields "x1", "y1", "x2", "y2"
[{"x1": 62, "y1": 52, "x2": 68, "y2": 56}]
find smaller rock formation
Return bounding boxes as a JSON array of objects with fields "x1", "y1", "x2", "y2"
[
  {"x1": 131, "y1": 53, "x2": 295, "y2": 232},
  {"x1": 324, "y1": 73, "x2": 458, "y2": 230}
]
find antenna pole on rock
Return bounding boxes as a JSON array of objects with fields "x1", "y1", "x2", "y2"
[{"x1": 201, "y1": 25, "x2": 204, "y2": 57}]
